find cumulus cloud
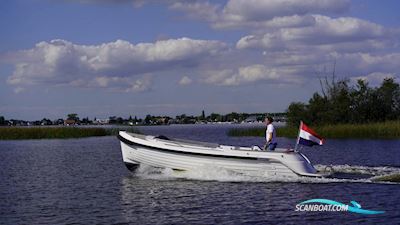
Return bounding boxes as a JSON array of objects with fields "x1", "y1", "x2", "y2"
[
  {"x1": 81, "y1": 74, "x2": 153, "y2": 92},
  {"x1": 162, "y1": 0, "x2": 350, "y2": 30},
  {"x1": 352, "y1": 72, "x2": 397, "y2": 86},
  {"x1": 4, "y1": 38, "x2": 226, "y2": 91},
  {"x1": 223, "y1": 0, "x2": 349, "y2": 20},
  {"x1": 165, "y1": 0, "x2": 399, "y2": 79},
  {"x1": 178, "y1": 76, "x2": 193, "y2": 85},
  {"x1": 127, "y1": 74, "x2": 153, "y2": 92},
  {"x1": 165, "y1": 0, "x2": 400, "y2": 84},
  {"x1": 334, "y1": 53, "x2": 400, "y2": 75},
  {"x1": 99, "y1": 0, "x2": 347, "y2": 30},
  {"x1": 203, "y1": 64, "x2": 303, "y2": 86},
  {"x1": 232, "y1": 12, "x2": 399, "y2": 84},
  {"x1": 3, "y1": 0, "x2": 400, "y2": 94},
  {"x1": 13, "y1": 87, "x2": 25, "y2": 94},
  {"x1": 236, "y1": 15, "x2": 391, "y2": 50},
  {"x1": 213, "y1": 0, "x2": 349, "y2": 29}
]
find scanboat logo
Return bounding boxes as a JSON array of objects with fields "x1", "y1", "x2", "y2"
[{"x1": 295, "y1": 199, "x2": 385, "y2": 215}]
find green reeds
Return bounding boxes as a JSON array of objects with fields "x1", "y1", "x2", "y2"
[
  {"x1": 0, "y1": 127, "x2": 140, "y2": 140},
  {"x1": 228, "y1": 121, "x2": 400, "y2": 139},
  {"x1": 314, "y1": 121, "x2": 400, "y2": 139}
]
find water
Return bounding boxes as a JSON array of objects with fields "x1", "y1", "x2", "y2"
[{"x1": 1, "y1": 124, "x2": 399, "y2": 224}]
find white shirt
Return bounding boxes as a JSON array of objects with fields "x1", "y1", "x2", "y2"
[{"x1": 266, "y1": 124, "x2": 276, "y2": 143}]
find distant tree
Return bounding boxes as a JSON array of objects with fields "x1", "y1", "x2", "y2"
[
  {"x1": 377, "y1": 78, "x2": 400, "y2": 120},
  {"x1": 109, "y1": 116, "x2": 117, "y2": 124},
  {"x1": 116, "y1": 117, "x2": 124, "y2": 124},
  {"x1": 210, "y1": 113, "x2": 221, "y2": 122},
  {"x1": 201, "y1": 110, "x2": 205, "y2": 120},
  {"x1": 67, "y1": 113, "x2": 79, "y2": 121},
  {"x1": 287, "y1": 75, "x2": 400, "y2": 126},
  {"x1": 54, "y1": 118, "x2": 64, "y2": 125},
  {"x1": 307, "y1": 93, "x2": 329, "y2": 125},
  {"x1": 226, "y1": 112, "x2": 239, "y2": 122},
  {"x1": 286, "y1": 102, "x2": 308, "y2": 126},
  {"x1": 144, "y1": 115, "x2": 152, "y2": 124},
  {"x1": 329, "y1": 79, "x2": 352, "y2": 124},
  {"x1": 41, "y1": 118, "x2": 52, "y2": 125},
  {"x1": 350, "y1": 79, "x2": 375, "y2": 123},
  {"x1": 81, "y1": 117, "x2": 92, "y2": 125},
  {"x1": 0, "y1": 116, "x2": 5, "y2": 125}
]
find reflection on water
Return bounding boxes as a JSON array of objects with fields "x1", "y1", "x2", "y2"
[{"x1": 1, "y1": 124, "x2": 400, "y2": 224}]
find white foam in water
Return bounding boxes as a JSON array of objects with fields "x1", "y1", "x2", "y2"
[
  {"x1": 315, "y1": 164, "x2": 400, "y2": 176},
  {"x1": 134, "y1": 164, "x2": 400, "y2": 184}
]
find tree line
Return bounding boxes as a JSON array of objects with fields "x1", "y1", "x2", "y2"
[
  {"x1": 0, "y1": 111, "x2": 287, "y2": 126},
  {"x1": 286, "y1": 77, "x2": 400, "y2": 126}
]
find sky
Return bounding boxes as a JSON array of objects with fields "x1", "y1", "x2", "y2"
[{"x1": 1, "y1": 0, "x2": 399, "y2": 120}]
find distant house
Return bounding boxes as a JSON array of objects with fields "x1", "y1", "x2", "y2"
[
  {"x1": 64, "y1": 119, "x2": 76, "y2": 126},
  {"x1": 93, "y1": 118, "x2": 109, "y2": 125},
  {"x1": 244, "y1": 116, "x2": 258, "y2": 123},
  {"x1": 41, "y1": 119, "x2": 52, "y2": 126},
  {"x1": 54, "y1": 119, "x2": 64, "y2": 125}
]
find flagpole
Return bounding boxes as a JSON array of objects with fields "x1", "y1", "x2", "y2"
[{"x1": 294, "y1": 121, "x2": 302, "y2": 152}]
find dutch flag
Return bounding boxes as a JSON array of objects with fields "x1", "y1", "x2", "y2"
[{"x1": 297, "y1": 121, "x2": 324, "y2": 146}]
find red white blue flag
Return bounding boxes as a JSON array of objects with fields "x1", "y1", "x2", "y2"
[{"x1": 297, "y1": 121, "x2": 324, "y2": 146}]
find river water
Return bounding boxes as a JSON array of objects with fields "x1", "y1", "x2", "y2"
[{"x1": 1, "y1": 124, "x2": 399, "y2": 224}]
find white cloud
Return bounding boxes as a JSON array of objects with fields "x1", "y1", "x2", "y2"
[
  {"x1": 127, "y1": 74, "x2": 152, "y2": 92},
  {"x1": 223, "y1": 0, "x2": 349, "y2": 20},
  {"x1": 13, "y1": 87, "x2": 25, "y2": 94},
  {"x1": 203, "y1": 64, "x2": 303, "y2": 86},
  {"x1": 352, "y1": 72, "x2": 397, "y2": 86},
  {"x1": 165, "y1": 0, "x2": 350, "y2": 30},
  {"x1": 3, "y1": 0, "x2": 400, "y2": 94},
  {"x1": 236, "y1": 15, "x2": 391, "y2": 50},
  {"x1": 335, "y1": 53, "x2": 400, "y2": 75},
  {"x1": 4, "y1": 38, "x2": 226, "y2": 91},
  {"x1": 178, "y1": 76, "x2": 193, "y2": 85},
  {"x1": 105, "y1": 0, "x2": 347, "y2": 31},
  {"x1": 66, "y1": 74, "x2": 153, "y2": 92}
]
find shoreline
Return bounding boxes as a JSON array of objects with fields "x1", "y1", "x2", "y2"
[{"x1": 0, "y1": 127, "x2": 139, "y2": 140}]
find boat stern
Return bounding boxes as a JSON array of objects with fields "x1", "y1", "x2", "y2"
[{"x1": 280, "y1": 152, "x2": 328, "y2": 177}]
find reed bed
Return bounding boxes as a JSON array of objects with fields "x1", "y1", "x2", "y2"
[
  {"x1": 0, "y1": 127, "x2": 140, "y2": 140},
  {"x1": 228, "y1": 121, "x2": 400, "y2": 139}
]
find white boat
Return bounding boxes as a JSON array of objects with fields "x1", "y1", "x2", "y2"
[{"x1": 118, "y1": 131, "x2": 330, "y2": 178}]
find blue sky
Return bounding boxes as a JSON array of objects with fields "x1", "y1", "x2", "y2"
[{"x1": 1, "y1": 0, "x2": 399, "y2": 120}]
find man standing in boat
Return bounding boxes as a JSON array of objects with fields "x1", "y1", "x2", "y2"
[{"x1": 264, "y1": 116, "x2": 277, "y2": 151}]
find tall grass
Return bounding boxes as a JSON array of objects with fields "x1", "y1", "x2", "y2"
[
  {"x1": 0, "y1": 127, "x2": 140, "y2": 140},
  {"x1": 228, "y1": 121, "x2": 400, "y2": 139},
  {"x1": 315, "y1": 121, "x2": 400, "y2": 139}
]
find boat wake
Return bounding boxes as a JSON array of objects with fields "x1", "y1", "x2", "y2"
[
  {"x1": 133, "y1": 164, "x2": 400, "y2": 184},
  {"x1": 315, "y1": 164, "x2": 400, "y2": 176}
]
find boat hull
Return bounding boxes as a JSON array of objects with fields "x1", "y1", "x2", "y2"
[{"x1": 118, "y1": 131, "x2": 328, "y2": 178}]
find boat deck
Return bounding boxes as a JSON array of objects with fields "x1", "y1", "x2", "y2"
[{"x1": 124, "y1": 132, "x2": 293, "y2": 153}]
